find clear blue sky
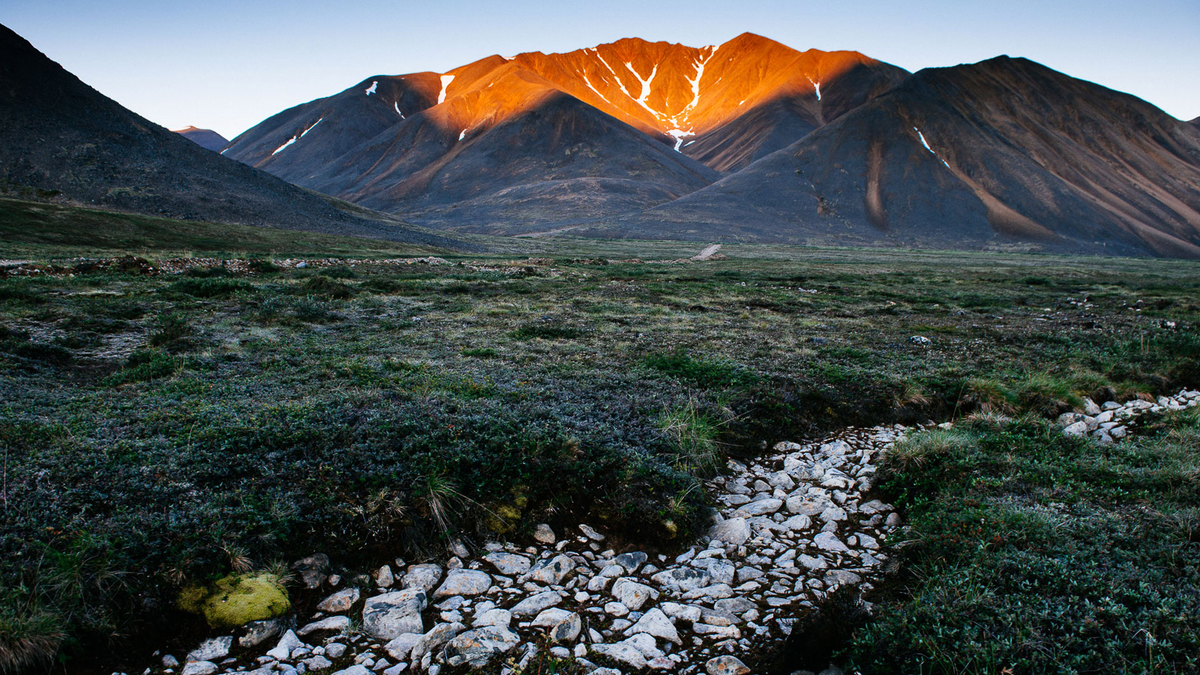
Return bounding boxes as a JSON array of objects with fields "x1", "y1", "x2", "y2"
[{"x1": 3, "y1": 0, "x2": 1197, "y2": 140}]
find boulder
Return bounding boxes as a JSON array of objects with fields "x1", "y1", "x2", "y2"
[
  {"x1": 291, "y1": 554, "x2": 330, "y2": 589},
  {"x1": 706, "y1": 655, "x2": 751, "y2": 675},
  {"x1": 443, "y1": 626, "x2": 522, "y2": 668},
  {"x1": 707, "y1": 518, "x2": 750, "y2": 545},
  {"x1": 362, "y1": 589, "x2": 428, "y2": 639},
  {"x1": 483, "y1": 552, "x2": 531, "y2": 576},
  {"x1": 528, "y1": 554, "x2": 575, "y2": 585},
  {"x1": 624, "y1": 607, "x2": 680, "y2": 644},
  {"x1": 433, "y1": 569, "x2": 492, "y2": 599},
  {"x1": 402, "y1": 563, "x2": 443, "y2": 593},
  {"x1": 611, "y1": 578, "x2": 658, "y2": 611},
  {"x1": 510, "y1": 590, "x2": 562, "y2": 616},
  {"x1": 316, "y1": 588, "x2": 360, "y2": 613}
]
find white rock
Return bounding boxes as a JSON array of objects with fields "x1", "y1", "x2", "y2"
[
  {"x1": 510, "y1": 591, "x2": 562, "y2": 616},
  {"x1": 187, "y1": 636, "x2": 232, "y2": 663},
  {"x1": 651, "y1": 567, "x2": 712, "y2": 592},
  {"x1": 374, "y1": 565, "x2": 395, "y2": 588},
  {"x1": 611, "y1": 578, "x2": 658, "y2": 611},
  {"x1": 483, "y1": 552, "x2": 531, "y2": 576},
  {"x1": 533, "y1": 524, "x2": 556, "y2": 544},
  {"x1": 579, "y1": 524, "x2": 606, "y2": 541},
  {"x1": 624, "y1": 608, "x2": 680, "y2": 644},
  {"x1": 706, "y1": 655, "x2": 751, "y2": 675},
  {"x1": 383, "y1": 633, "x2": 422, "y2": 660},
  {"x1": 181, "y1": 663, "x2": 217, "y2": 675},
  {"x1": 443, "y1": 626, "x2": 522, "y2": 668},
  {"x1": 267, "y1": 630, "x2": 304, "y2": 661},
  {"x1": 735, "y1": 498, "x2": 783, "y2": 517},
  {"x1": 473, "y1": 608, "x2": 512, "y2": 628},
  {"x1": 813, "y1": 531, "x2": 850, "y2": 553},
  {"x1": 604, "y1": 601, "x2": 630, "y2": 617},
  {"x1": 591, "y1": 641, "x2": 648, "y2": 670},
  {"x1": 433, "y1": 569, "x2": 492, "y2": 599},
  {"x1": 707, "y1": 518, "x2": 750, "y2": 546},
  {"x1": 299, "y1": 616, "x2": 351, "y2": 636},
  {"x1": 402, "y1": 564, "x2": 443, "y2": 593},
  {"x1": 317, "y1": 588, "x2": 361, "y2": 613},
  {"x1": 363, "y1": 589, "x2": 428, "y2": 639}
]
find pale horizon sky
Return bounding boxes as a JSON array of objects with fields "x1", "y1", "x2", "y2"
[{"x1": 3, "y1": 0, "x2": 1198, "y2": 140}]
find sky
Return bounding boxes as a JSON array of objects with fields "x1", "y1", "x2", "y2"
[{"x1": 3, "y1": 0, "x2": 1198, "y2": 140}]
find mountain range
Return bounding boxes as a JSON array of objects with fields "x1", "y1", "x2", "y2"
[
  {"x1": 4, "y1": 22, "x2": 1199, "y2": 258},
  {"x1": 0, "y1": 24, "x2": 458, "y2": 248},
  {"x1": 173, "y1": 126, "x2": 228, "y2": 152},
  {"x1": 221, "y1": 33, "x2": 1200, "y2": 257}
]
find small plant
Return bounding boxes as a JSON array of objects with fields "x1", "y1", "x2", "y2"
[
  {"x1": 104, "y1": 349, "x2": 181, "y2": 386},
  {"x1": 148, "y1": 312, "x2": 193, "y2": 350},
  {"x1": 461, "y1": 347, "x2": 498, "y2": 358},
  {"x1": 301, "y1": 276, "x2": 357, "y2": 300},
  {"x1": 511, "y1": 323, "x2": 580, "y2": 340},
  {"x1": 168, "y1": 277, "x2": 253, "y2": 298},
  {"x1": 657, "y1": 398, "x2": 723, "y2": 473},
  {"x1": 644, "y1": 349, "x2": 752, "y2": 388},
  {"x1": 0, "y1": 607, "x2": 64, "y2": 674}
]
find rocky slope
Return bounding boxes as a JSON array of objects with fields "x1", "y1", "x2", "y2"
[
  {"x1": 0, "y1": 24, "x2": 457, "y2": 247},
  {"x1": 611, "y1": 57, "x2": 1200, "y2": 258},
  {"x1": 174, "y1": 126, "x2": 229, "y2": 152}
]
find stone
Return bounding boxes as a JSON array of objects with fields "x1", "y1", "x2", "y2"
[
  {"x1": 433, "y1": 569, "x2": 492, "y2": 599},
  {"x1": 383, "y1": 633, "x2": 422, "y2": 660},
  {"x1": 825, "y1": 570, "x2": 862, "y2": 587},
  {"x1": 735, "y1": 498, "x2": 783, "y2": 517},
  {"x1": 551, "y1": 613, "x2": 582, "y2": 643},
  {"x1": 651, "y1": 567, "x2": 712, "y2": 593},
  {"x1": 484, "y1": 552, "x2": 531, "y2": 576},
  {"x1": 624, "y1": 607, "x2": 680, "y2": 644},
  {"x1": 443, "y1": 626, "x2": 522, "y2": 668},
  {"x1": 706, "y1": 655, "x2": 751, "y2": 675},
  {"x1": 266, "y1": 630, "x2": 304, "y2": 661},
  {"x1": 813, "y1": 532, "x2": 850, "y2": 553},
  {"x1": 533, "y1": 524, "x2": 557, "y2": 544},
  {"x1": 528, "y1": 554, "x2": 575, "y2": 585},
  {"x1": 780, "y1": 515, "x2": 812, "y2": 532},
  {"x1": 1083, "y1": 398, "x2": 1102, "y2": 415},
  {"x1": 579, "y1": 524, "x2": 606, "y2": 541},
  {"x1": 331, "y1": 667, "x2": 370, "y2": 675},
  {"x1": 591, "y1": 641, "x2": 648, "y2": 670},
  {"x1": 681, "y1": 583, "x2": 734, "y2": 600},
  {"x1": 299, "y1": 616, "x2": 351, "y2": 636},
  {"x1": 402, "y1": 564, "x2": 443, "y2": 593},
  {"x1": 708, "y1": 518, "x2": 750, "y2": 546},
  {"x1": 611, "y1": 578, "x2": 658, "y2": 611},
  {"x1": 798, "y1": 554, "x2": 827, "y2": 570},
  {"x1": 363, "y1": 589, "x2": 428, "y2": 639},
  {"x1": 510, "y1": 591, "x2": 562, "y2": 616},
  {"x1": 374, "y1": 565, "x2": 395, "y2": 588},
  {"x1": 317, "y1": 588, "x2": 361, "y2": 613},
  {"x1": 304, "y1": 656, "x2": 334, "y2": 671},
  {"x1": 605, "y1": 601, "x2": 630, "y2": 617},
  {"x1": 292, "y1": 554, "x2": 330, "y2": 589},
  {"x1": 699, "y1": 559, "x2": 737, "y2": 586},
  {"x1": 181, "y1": 662, "x2": 217, "y2": 675},
  {"x1": 162, "y1": 655, "x2": 180, "y2": 668},
  {"x1": 240, "y1": 618, "x2": 281, "y2": 648},
  {"x1": 1063, "y1": 421, "x2": 1089, "y2": 437},
  {"x1": 819, "y1": 506, "x2": 847, "y2": 522},
  {"x1": 188, "y1": 636, "x2": 233, "y2": 662},
  {"x1": 714, "y1": 598, "x2": 755, "y2": 616},
  {"x1": 531, "y1": 608, "x2": 573, "y2": 627},
  {"x1": 472, "y1": 608, "x2": 512, "y2": 628},
  {"x1": 614, "y1": 551, "x2": 648, "y2": 573},
  {"x1": 326, "y1": 644, "x2": 348, "y2": 659},
  {"x1": 411, "y1": 622, "x2": 465, "y2": 663}
]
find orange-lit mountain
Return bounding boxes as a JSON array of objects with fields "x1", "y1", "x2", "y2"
[
  {"x1": 607, "y1": 57, "x2": 1200, "y2": 258},
  {"x1": 223, "y1": 34, "x2": 906, "y2": 233},
  {"x1": 172, "y1": 126, "x2": 228, "y2": 152}
]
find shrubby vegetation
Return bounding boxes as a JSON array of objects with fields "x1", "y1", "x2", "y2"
[{"x1": 0, "y1": 243, "x2": 1198, "y2": 670}]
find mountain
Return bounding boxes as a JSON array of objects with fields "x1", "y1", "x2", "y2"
[
  {"x1": 0, "y1": 23, "x2": 458, "y2": 247},
  {"x1": 1191, "y1": 117, "x2": 1200, "y2": 129},
  {"x1": 223, "y1": 34, "x2": 904, "y2": 233},
  {"x1": 605, "y1": 57, "x2": 1200, "y2": 258},
  {"x1": 173, "y1": 126, "x2": 228, "y2": 152}
]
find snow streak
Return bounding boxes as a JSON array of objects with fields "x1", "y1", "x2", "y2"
[
  {"x1": 365, "y1": 81, "x2": 378, "y2": 96},
  {"x1": 914, "y1": 127, "x2": 952, "y2": 168},
  {"x1": 270, "y1": 118, "x2": 323, "y2": 156},
  {"x1": 394, "y1": 102, "x2": 405, "y2": 119},
  {"x1": 438, "y1": 75, "x2": 455, "y2": 105}
]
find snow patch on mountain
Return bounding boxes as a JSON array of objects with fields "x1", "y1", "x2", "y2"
[
  {"x1": 438, "y1": 75, "x2": 455, "y2": 105},
  {"x1": 365, "y1": 81, "x2": 377, "y2": 96}
]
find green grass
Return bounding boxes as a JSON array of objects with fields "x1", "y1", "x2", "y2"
[
  {"x1": 0, "y1": 232, "x2": 1199, "y2": 670},
  {"x1": 849, "y1": 410, "x2": 1200, "y2": 674},
  {"x1": 0, "y1": 197, "x2": 443, "y2": 258}
]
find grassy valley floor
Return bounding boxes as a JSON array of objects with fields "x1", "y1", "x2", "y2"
[{"x1": 1, "y1": 206, "x2": 1199, "y2": 673}]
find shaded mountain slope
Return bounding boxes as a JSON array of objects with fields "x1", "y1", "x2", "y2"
[
  {"x1": 0, "y1": 23, "x2": 457, "y2": 247},
  {"x1": 172, "y1": 126, "x2": 228, "y2": 152},
  {"x1": 608, "y1": 57, "x2": 1200, "y2": 258},
  {"x1": 223, "y1": 34, "x2": 901, "y2": 227}
]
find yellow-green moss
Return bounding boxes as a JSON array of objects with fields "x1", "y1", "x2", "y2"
[
  {"x1": 176, "y1": 574, "x2": 289, "y2": 628},
  {"x1": 485, "y1": 503, "x2": 523, "y2": 534}
]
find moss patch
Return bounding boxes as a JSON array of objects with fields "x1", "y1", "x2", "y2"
[{"x1": 178, "y1": 574, "x2": 289, "y2": 629}]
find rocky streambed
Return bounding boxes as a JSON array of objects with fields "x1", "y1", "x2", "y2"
[
  {"x1": 147, "y1": 389, "x2": 1200, "y2": 675},
  {"x1": 153, "y1": 425, "x2": 907, "y2": 675}
]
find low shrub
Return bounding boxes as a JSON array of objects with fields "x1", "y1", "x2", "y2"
[
  {"x1": 168, "y1": 277, "x2": 253, "y2": 298},
  {"x1": 511, "y1": 323, "x2": 580, "y2": 340},
  {"x1": 104, "y1": 349, "x2": 181, "y2": 385},
  {"x1": 644, "y1": 349, "x2": 754, "y2": 388}
]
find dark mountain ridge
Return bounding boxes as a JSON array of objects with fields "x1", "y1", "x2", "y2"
[
  {"x1": 0, "y1": 23, "x2": 459, "y2": 248},
  {"x1": 606, "y1": 57, "x2": 1200, "y2": 258},
  {"x1": 172, "y1": 126, "x2": 228, "y2": 152}
]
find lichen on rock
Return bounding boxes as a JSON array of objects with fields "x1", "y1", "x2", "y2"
[{"x1": 177, "y1": 573, "x2": 290, "y2": 628}]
